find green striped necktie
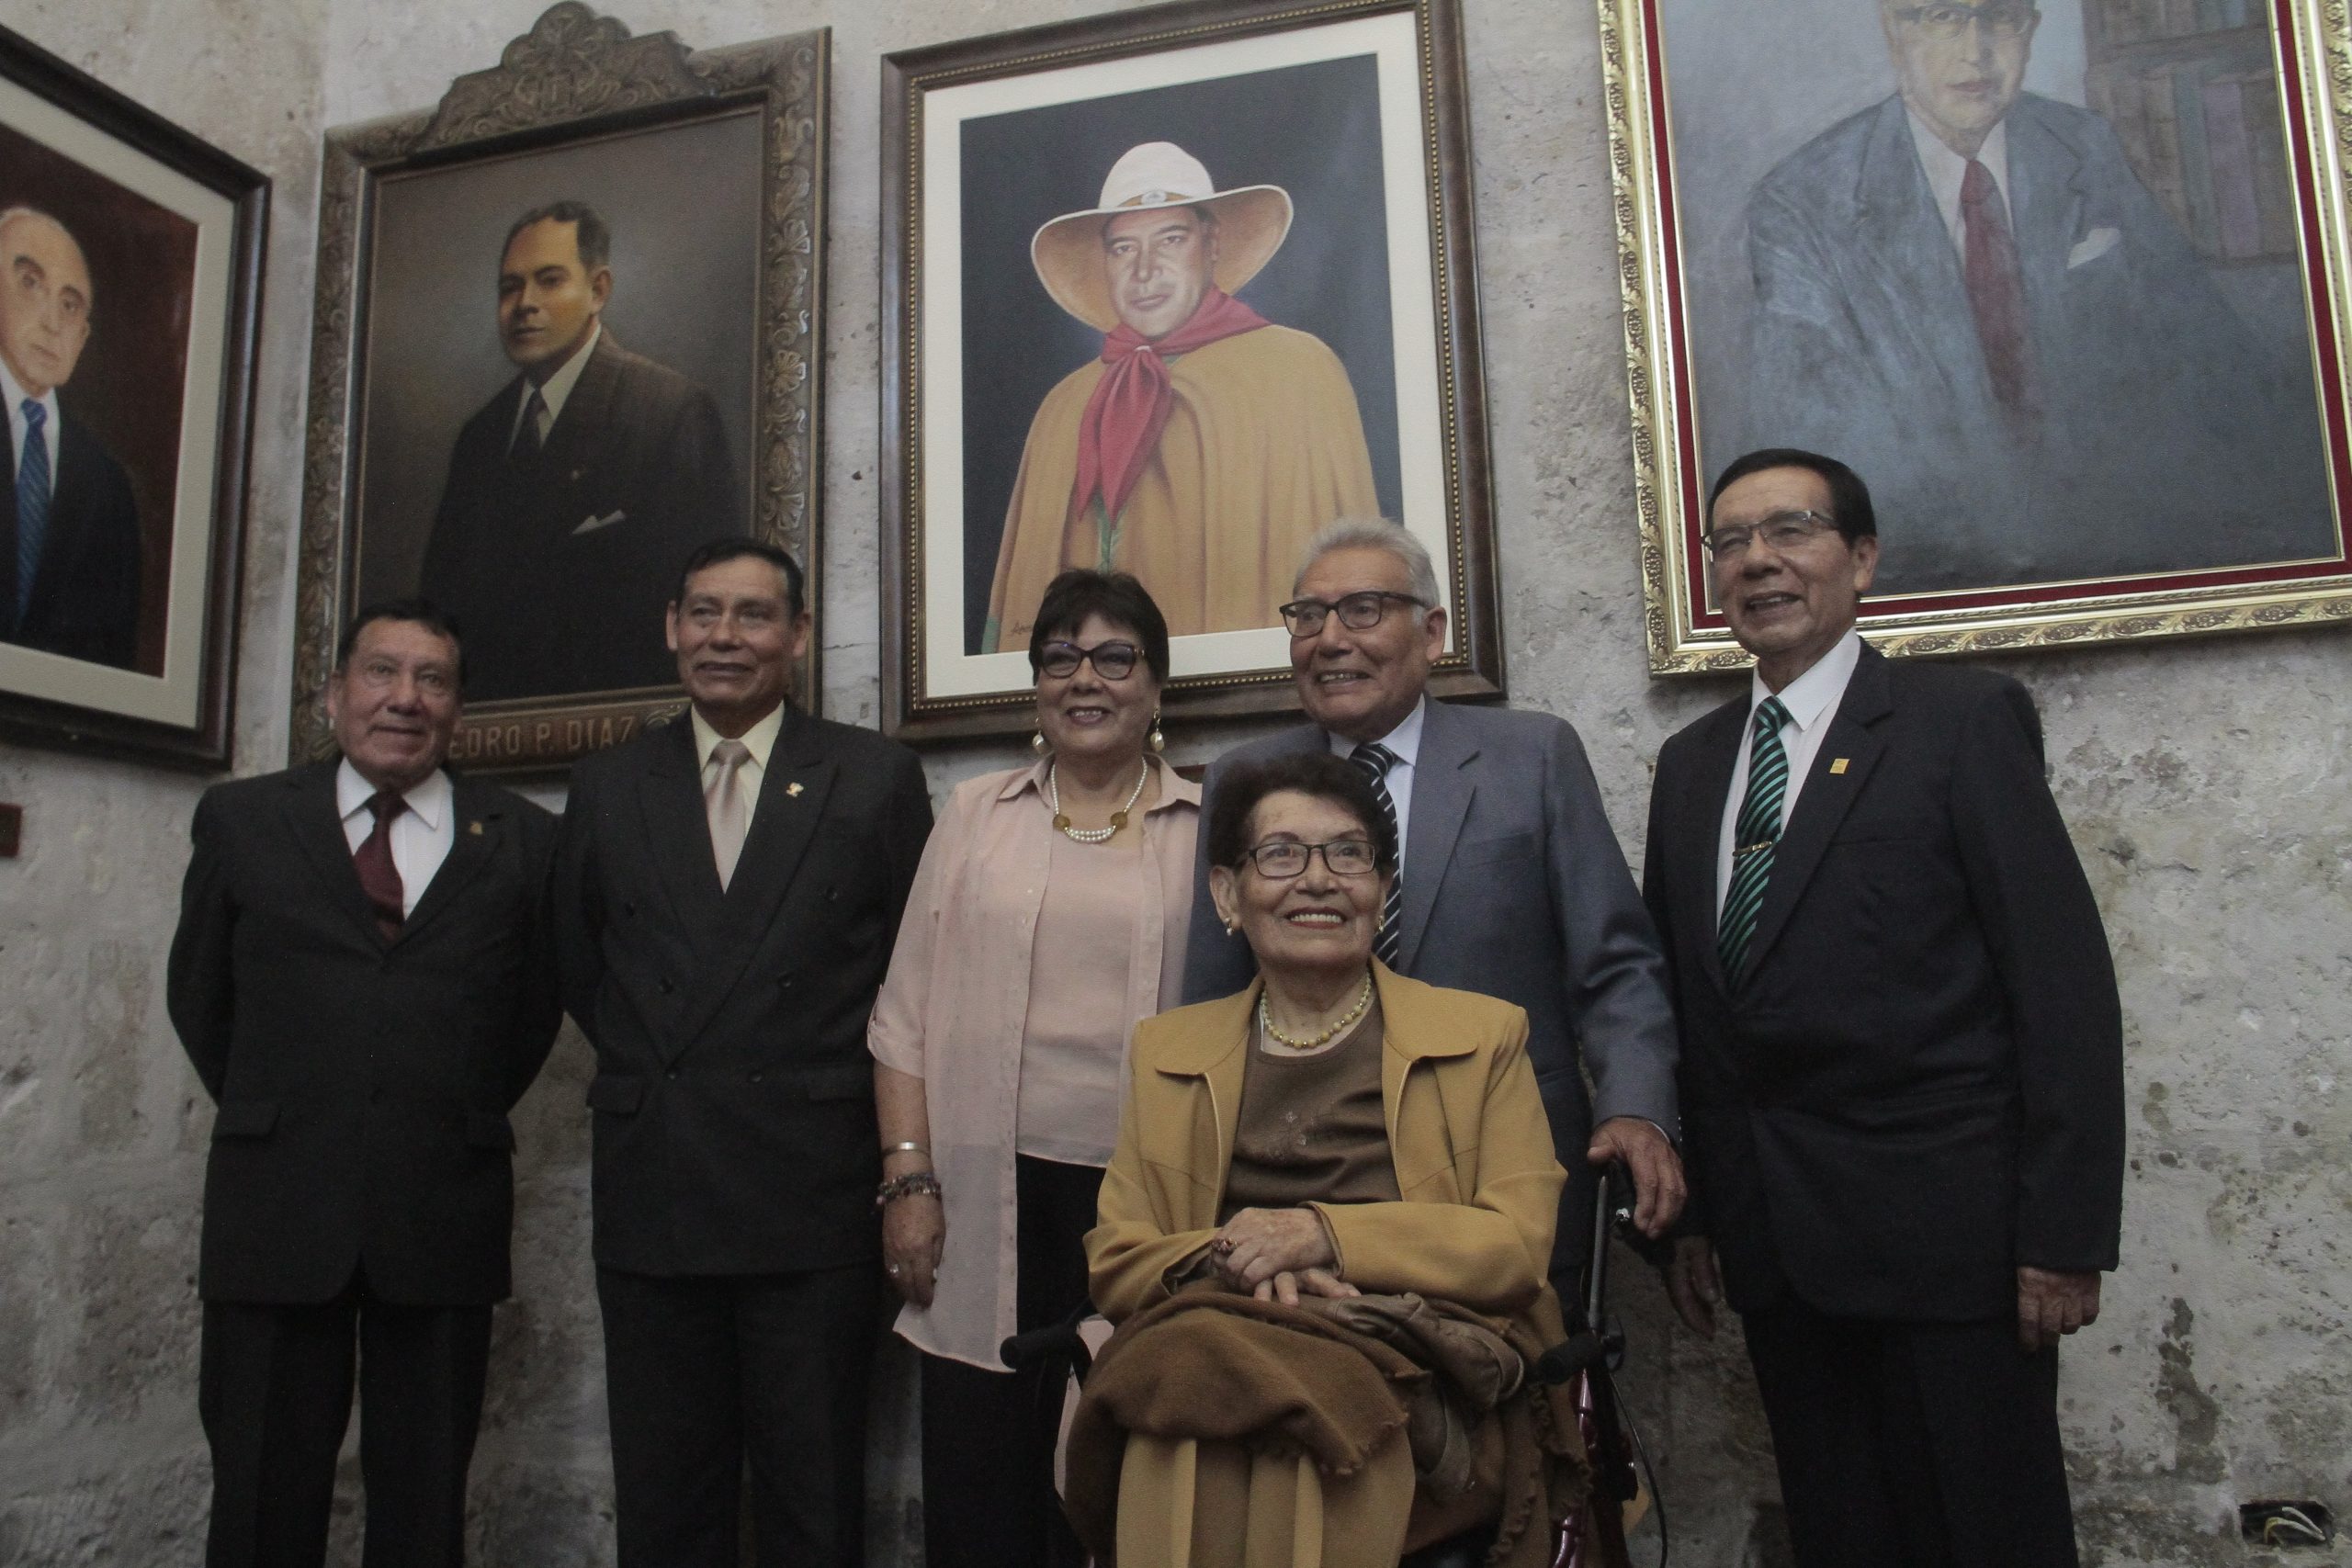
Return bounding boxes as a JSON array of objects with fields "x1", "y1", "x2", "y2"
[{"x1": 1718, "y1": 696, "x2": 1792, "y2": 983}]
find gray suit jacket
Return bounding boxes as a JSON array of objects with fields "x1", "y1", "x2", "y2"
[
  {"x1": 1745, "y1": 92, "x2": 2331, "y2": 592},
  {"x1": 1182, "y1": 699, "x2": 1679, "y2": 1273}
]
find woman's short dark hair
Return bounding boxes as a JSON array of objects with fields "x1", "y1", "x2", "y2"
[
  {"x1": 1206, "y1": 753, "x2": 1397, "y2": 875},
  {"x1": 1705, "y1": 447, "x2": 1878, "y2": 544},
  {"x1": 1027, "y1": 570, "x2": 1171, "y2": 683}
]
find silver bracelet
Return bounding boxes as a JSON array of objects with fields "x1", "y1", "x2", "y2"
[{"x1": 882, "y1": 1141, "x2": 929, "y2": 1157}]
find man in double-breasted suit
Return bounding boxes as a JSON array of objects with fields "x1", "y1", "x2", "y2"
[
  {"x1": 556, "y1": 539, "x2": 933, "y2": 1567},
  {"x1": 1, "y1": 206, "x2": 141, "y2": 669},
  {"x1": 1182, "y1": 518, "x2": 1687, "y2": 1277},
  {"x1": 419, "y1": 200, "x2": 739, "y2": 702},
  {"x1": 1645, "y1": 449, "x2": 2124, "y2": 1566},
  {"x1": 167, "y1": 600, "x2": 561, "y2": 1568}
]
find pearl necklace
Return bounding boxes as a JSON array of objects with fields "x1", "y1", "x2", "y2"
[
  {"x1": 1047, "y1": 759, "x2": 1149, "y2": 844},
  {"x1": 1258, "y1": 971, "x2": 1374, "y2": 1052}
]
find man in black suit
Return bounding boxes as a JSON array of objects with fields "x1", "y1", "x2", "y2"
[
  {"x1": 419, "y1": 200, "x2": 739, "y2": 702},
  {"x1": 0, "y1": 206, "x2": 141, "y2": 669},
  {"x1": 557, "y1": 539, "x2": 933, "y2": 1567},
  {"x1": 1644, "y1": 448, "x2": 2125, "y2": 1566},
  {"x1": 167, "y1": 599, "x2": 562, "y2": 1568}
]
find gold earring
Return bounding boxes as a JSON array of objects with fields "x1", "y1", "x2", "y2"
[
  {"x1": 1031, "y1": 730, "x2": 1048, "y2": 756},
  {"x1": 1148, "y1": 710, "x2": 1165, "y2": 754}
]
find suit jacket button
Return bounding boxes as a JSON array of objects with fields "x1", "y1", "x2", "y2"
[
  {"x1": 659, "y1": 977, "x2": 675, "y2": 995},
  {"x1": 778, "y1": 976, "x2": 796, "y2": 991},
  {"x1": 749, "y1": 1071, "x2": 764, "y2": 1084},
  {"x1": 665, "y1": 1069, "x2": 679, "y2": 1081}
]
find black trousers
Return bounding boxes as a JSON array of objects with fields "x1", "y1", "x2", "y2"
[
  {"x1": 1740, "y1": 1293, "x2": 2080, "y2": 1568},
  {"x1": 919, "y1": 1155, "x2": 1103, "y2": 1568},
  {"x1": 198, "y1": 1272, "x2": 492, "y2": 1568},
  {"x1": 598, "y1": 1262, "x2": 880, "y2": 1568}
]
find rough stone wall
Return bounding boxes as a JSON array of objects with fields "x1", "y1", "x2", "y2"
[{"x1": 0, "y1": 0, "x2": 2344, "y2": 1563}]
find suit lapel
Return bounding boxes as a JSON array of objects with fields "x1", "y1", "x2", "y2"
[
  {"x1": 1854, "y1": 96, "x2": 1992, "y2": 413},
  {"x1": 400, "y1": 774, "x2": 500, "y2": 942},
  {"x1": 1740, "y1": 648, "x2": 1894, "y2": 980},
  {"x1": 2006, "y1": 97, "x2": 2089, "y2": 339},
  {"x1": 1396, "y1": 700, "x2": 1475, "y2": 971},
  {"x1": 1679, "y1": 698, "x2": 1749, "y2": 994},
  {"x1": 281, "y1": 762, "x2": 385, "y2": 950},
  {"x1": 537, "y1": 333, "x2": 619, "y2": 488},
  {"x1": 639, "y1": 720, "x2": 725, "y2": 944},
  {"x1": 670, "y1": 710, "x2": 838, "y2": 1048}
]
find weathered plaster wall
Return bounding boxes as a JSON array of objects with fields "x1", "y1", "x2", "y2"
[{"x1": 1, "y1": 0, "x2": 2345, "y2": 1562}]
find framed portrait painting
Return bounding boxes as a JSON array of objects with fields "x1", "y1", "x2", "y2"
[
  {"x1": 0, "y1": 24, "x2": 266, "y2": 768},
  {"x1": 1602, "y1": 0, "x2": 2352, "y2": 670},
  {"x1": 291, "y1": 3, "x2": 827, "y2": 773},
  {"x1": 881, "y1": 0, "x2": 1501, "y2": 742}
]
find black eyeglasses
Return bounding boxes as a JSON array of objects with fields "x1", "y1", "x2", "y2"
[
  {"x1": 1037, "y1": 640, "x2": 1142, "y2": 680},
  {"x1": 1278, "y1": 591, "x2": 1430, "y2": 637},
  {"x1": 1238, "y1": 838, "x2": 1382, "y2": 878},
  {"x1": 1701, "y1": 509, "x2": 1839, "y2": 562}
]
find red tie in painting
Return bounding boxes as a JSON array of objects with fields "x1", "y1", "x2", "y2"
[
  {"x1": 354, "y1": 792, "x2": 407, "y2": 942},
  {"x1": 1961, "y1": 158, "x2": 2032, "y2": 412}
]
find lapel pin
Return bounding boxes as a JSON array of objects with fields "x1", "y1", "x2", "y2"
[
  {"x1": 1829, "y1": 758, "x2": 1849, "y2": 775},
  {"x1": 469, "y1": 819, "x2": 485, "y2": 835},
  {"x1": 786, "y1": 781, "x2": 805, "y2": 798}
]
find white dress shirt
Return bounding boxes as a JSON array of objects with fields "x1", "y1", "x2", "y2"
[
  {"x1": 1907, "y1": 110, "x2": 2012, "y2": 254},
  {"x1": 507, "y1": 321, "x2": 602, "y2": 450},
  {"x1": 1716, "y1": 630, "x2": 1864, "y2": 923},
  {"x1": 689, "y1": 702, "x2": 786, "y2": 829},
  {"x1": 336, "y1": 760, "x2": 456, "y2": 919},
  {"x1": 2, "y1": 357, "x2": 60, "y2": 482},
  {"x1": 1326, "y1": 694, "x2": 1427, "y2": 858}
]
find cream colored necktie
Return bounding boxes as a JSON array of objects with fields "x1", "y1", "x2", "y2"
[{"x1": 705, "y1": 738, "x2": 753, "y2": 890}]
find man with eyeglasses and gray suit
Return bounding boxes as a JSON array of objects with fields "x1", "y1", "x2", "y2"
[{"x1": 1181, "y1": 517, "x2": 1686, "y2": 1286}]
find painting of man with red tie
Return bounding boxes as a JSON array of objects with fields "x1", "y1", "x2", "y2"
[{"x1": 1727, "y1": 0, "x2": 2336, "y2": 594}]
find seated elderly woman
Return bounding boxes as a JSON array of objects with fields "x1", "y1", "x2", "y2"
[{"x1": 1072, "y1": 752, "x2": 1589, "y2": 1568}]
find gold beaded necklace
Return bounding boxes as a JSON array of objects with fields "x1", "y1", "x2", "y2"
[
  {"x1": 1047, "y1": 759, "x2": 1149, "y2": 844},
  {"x1": 1258, "y1": 971, "x2": 1374, "y2": 1052}
]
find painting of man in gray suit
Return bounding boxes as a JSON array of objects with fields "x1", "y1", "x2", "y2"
[{"x1": 1724, "y1": 0, "x2": 2335, "y2": 592}]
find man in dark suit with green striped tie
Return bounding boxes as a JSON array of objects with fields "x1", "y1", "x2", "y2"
[{"x1": 1640, "y1": 448, "x2": 2124, "y2": 1567}]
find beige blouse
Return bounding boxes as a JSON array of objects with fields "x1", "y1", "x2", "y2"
[{"x1": 868, "y1": 757, "x2": 1200, "y2": 1368}]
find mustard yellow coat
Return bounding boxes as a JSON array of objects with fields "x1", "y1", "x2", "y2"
[{"x1": 1085, "y1": 965, "x2": 1571, "y2": 1567}]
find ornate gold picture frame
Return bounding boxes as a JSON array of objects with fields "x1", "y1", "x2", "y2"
[
  {"x1": 290, "y1": 3, "x2": 825, "y2": 773},
  {"x1": 1601, "y1": 0, "x2": 2352, "y2": 671}
]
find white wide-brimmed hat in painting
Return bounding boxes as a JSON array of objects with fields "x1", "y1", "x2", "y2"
[{"x1": 1029, "y1": 141, "x2": 1295, "y2": 333}]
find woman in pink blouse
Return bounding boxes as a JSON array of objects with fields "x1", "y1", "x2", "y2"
[{"x1": 869, "y1": 570, "x2": 1200, "y2": 1568}]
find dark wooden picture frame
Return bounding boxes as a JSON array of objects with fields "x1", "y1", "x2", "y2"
[
  {"x1": 0, "y1": 23, "x2": 266, "y2": 769},
  {"x1": 880, "y1": 0, "x2": 1500, "y2": 744},
  {"x1": 290, "y1": 3, "x2": 828, "y2": 775}
]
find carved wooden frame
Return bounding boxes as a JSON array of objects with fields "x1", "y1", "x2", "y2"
[
  {"x1": 879, "y1": 0, "x2": 1499, "y2": 743},
  {"x1": 289, "y1": 3, "x2": 827, "y2": 773},
  {"x1": 0, "y1": 22, "x2": 266, "y2": 769}
]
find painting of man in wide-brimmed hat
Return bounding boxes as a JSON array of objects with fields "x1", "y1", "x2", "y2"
[{"x1": 983, "y1": 141, "x2": 1379, "y2": 650}]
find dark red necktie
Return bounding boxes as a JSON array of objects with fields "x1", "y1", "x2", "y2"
[
  {"x1": 354, "y1": 792, "x2": 407, "y2": 942},
  {"x1": 1961, "y1": 159, "x2": 2032, "y2": 412}
]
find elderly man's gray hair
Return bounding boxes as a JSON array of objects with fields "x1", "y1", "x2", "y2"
[{"x1": 1293, "y1": 518, "x2": 1442, "y2": 606}]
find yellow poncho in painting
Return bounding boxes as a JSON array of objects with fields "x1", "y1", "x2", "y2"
[{"x1": 985, "y1": 324, "x2": 1379, "y2": 649}]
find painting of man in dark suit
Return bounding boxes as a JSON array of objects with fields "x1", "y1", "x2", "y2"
[
  {"x1": 0, "y1": 205, "x2": 141, "y2": 669},
  {"x1": 419, "y1": 200, "x2": 739, "y2": 703},
  {"x1": 1739, "y1": 0, "x2": 2335, "y2": 592}
]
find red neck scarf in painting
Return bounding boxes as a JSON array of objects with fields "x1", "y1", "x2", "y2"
[{"x1": 1069, "y1": 288, "x2": 1270, "y2": 525}]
